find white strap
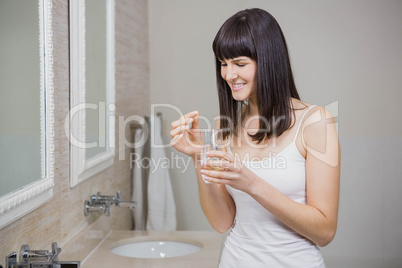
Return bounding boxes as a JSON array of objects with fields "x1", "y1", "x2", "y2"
[{"x1": 293, "y1": 105, "x2": 317, "y2": 143}]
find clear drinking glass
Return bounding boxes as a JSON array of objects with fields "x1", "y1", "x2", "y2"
[{"x1": 194, "y1": 129, "x2": 230, "y2": 183}]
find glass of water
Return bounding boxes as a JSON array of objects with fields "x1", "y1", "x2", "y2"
[{"x1": 194, "y1": 129, "x2": 229, "y2": 183}]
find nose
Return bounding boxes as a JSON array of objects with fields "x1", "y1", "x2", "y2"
[{"x1": 223, "y1": 65, "x2": 238, "y2": 81}]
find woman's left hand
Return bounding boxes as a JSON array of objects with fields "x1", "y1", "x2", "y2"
[{"x1": 200, "y1": 150, "x2": 258, "y2": 193}]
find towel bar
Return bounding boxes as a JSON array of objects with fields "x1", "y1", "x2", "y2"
[{"x1": 130, "y1": 112, "x2": 162, "y2": 130}]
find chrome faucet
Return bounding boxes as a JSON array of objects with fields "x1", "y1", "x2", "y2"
[
  {"x1": 3, "y1": 242, "x2": 80, "y2": 268},
  {"x1": 84, "y1": 200, "x2": 111, "y2": 216},
  {"x1": 84, "y1": 191, "x2": 136, "y2": 217},
  {"x1": 91, "y1": 191, "x2": 121, "y2": 206}
]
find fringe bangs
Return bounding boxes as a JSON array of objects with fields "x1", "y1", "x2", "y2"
[{"x1": 213, "y1": 18, "x2": 256, "y2": 61}]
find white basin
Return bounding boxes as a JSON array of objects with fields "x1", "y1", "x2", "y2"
[{"x1": 110, "y1": 240, "x2": 202, "y2": 259}]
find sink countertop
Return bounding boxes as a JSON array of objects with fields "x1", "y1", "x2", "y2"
[{"x1": 62, "y1": 230, "x2": 223, "y2": 268}]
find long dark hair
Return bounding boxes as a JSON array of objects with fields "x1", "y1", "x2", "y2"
[{"x1": 212, "y1": 8, "x2": 301, "y2": 143}]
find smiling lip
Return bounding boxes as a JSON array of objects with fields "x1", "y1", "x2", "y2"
[{"x1": 232, "y1": 83, "x2": 246, "y2": 91}]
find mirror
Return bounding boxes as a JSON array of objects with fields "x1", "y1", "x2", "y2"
[
  {"x1": 69, "y1": 0, "x2": 115, "y2": 187},
  {"x1": 0, "y1": 0, "x2": 54, "y2": 229}
]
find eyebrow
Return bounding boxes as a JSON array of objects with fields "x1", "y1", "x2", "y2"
[
  {"x1": 219, "y1": 57, "x2": 250, "y2": 63},
  {"x1": 230, "y1": 57, "x2": 249, "y2": 62}
]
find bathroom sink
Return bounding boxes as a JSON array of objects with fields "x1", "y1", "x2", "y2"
[{"x1": 110, "y1": 240, "x2": 202, "y2": 258}]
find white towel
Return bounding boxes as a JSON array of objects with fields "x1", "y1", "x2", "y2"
[
  {"x1": 132, "y1": 127, "x2": 146, "y2": 230},
  {"x1": 146, "y1": 115, "x2": 177, "y2": 231}
]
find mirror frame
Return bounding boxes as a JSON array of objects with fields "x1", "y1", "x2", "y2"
[
  {"x1": 0, "y1": 0, "x2": 55, "y2": 229},
  {"x1": 69, "y1": 0, "x2": 115, "y2": 187}
]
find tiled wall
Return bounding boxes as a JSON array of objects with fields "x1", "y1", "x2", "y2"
[{"x1": 0, "y1": 0, "x2": 149, "y2": 261}]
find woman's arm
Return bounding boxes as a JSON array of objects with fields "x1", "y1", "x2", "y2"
[
  {"x1": 170, "y1": 112, "x2": 236, "y2": 233},
  {"x1": 196, "y1": 116, "x2": 235, "y2": 233},
  {"x1": 202, "y1": 106, "x2": 340, "y2": 246},
  {"x1": 194, "y1": 157, "x2": 236, "y2": 233}
]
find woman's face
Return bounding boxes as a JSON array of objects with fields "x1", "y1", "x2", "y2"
[{"x1": 220, "y1": 56, "x2": 257, "y2": 102}]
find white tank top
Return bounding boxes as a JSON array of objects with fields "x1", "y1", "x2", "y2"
[{"x1": 220, "y1": 105, "x2": 326, "y2": 268}]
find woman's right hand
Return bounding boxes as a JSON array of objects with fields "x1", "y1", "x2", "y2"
[{"x1": 170, "y1": 111, "x2": 202, "y2": 158}]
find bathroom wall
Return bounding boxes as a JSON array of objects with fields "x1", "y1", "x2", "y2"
[
  {"x1": 148, "y1": 0, "x2": 402, "y2": 267},
  {"x1": 0, "y1": 0, "x2": 149, "y2": 262}
]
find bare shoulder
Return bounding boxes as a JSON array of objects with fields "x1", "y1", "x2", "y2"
[
  {"x1": 291, "y1": 98, "x2": 310, "y2": 110},
  {"x1": 303, "y1": 105, "x2": 336, "y2": 127},
  {"x1": 291, "y1": 98, "x2": 335, "y2": 123},
  {"x1": 301, "y1": 104, "x2": 340, "y2": 167}
]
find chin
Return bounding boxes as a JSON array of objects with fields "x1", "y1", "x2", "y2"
[{"x1": 231, "y1": 92, "x2": 249, "y2": 102}]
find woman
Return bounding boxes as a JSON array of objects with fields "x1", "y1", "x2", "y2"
[{"x1": 170, "y1": 8, "x2": 340, "y2": 268}]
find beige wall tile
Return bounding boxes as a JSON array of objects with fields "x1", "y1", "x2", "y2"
[{"x1": 0, "y1": 0, "x2": 149, "y2": 262}]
